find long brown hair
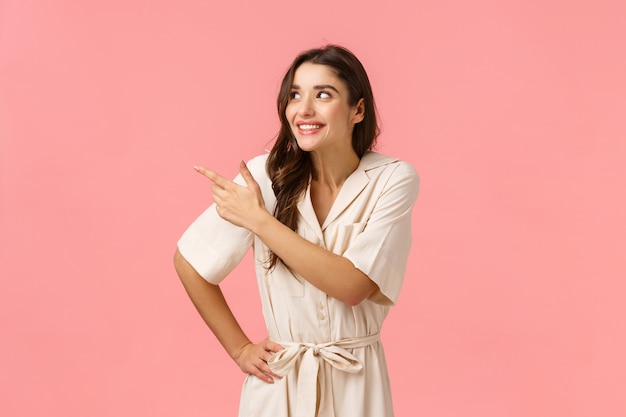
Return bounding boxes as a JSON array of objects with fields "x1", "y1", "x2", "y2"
[{"x1": 265, "y1": 45, "x2": 380, "y2": 269}]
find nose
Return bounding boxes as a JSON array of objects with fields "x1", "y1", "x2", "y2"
[{"x1": 296, "y1": 96, "x2": 315, "y2": 117}]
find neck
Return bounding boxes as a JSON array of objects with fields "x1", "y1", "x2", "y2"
[{"x1": 310, "y1": 147, "x2": 361, "y2": 189}]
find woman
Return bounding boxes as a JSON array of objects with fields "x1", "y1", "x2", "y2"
[{"x1": 174, "y1": 45, "x2": 419, "y2": 417}]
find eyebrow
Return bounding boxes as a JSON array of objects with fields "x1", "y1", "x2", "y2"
[{"x1": 290, "y1": 84, "x2": 340, "y2": 93}]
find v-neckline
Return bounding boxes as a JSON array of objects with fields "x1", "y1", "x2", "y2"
[
  {"x1": 297, "y1": 166, "x2": 370, "y2": 236},
  {"x1": 309, "y1": 181, "x2": 341, "y2": 227}
]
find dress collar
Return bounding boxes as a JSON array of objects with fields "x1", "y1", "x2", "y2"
[
  {"x1": 357, "y1": 151, "x2": 399, "y2": 172},
  {"x1": 297, "y1": 151, "x2": 399, "y2": 233}
]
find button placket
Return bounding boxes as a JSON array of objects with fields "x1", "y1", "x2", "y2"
[
  {"x1": 315, "y1": 295, "x2": 331, "y2": 337},
  {"x1": 318, "y1": 299, "x2": 327, "y2": 321}
]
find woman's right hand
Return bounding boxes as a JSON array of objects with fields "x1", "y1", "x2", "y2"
[{"x1": 233, "y1": 339, "x2": 284, "y2": 383}]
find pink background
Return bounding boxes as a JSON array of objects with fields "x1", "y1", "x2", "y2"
[{"x1": 1, "y1": 0, "x2": 625, "y2": 416}]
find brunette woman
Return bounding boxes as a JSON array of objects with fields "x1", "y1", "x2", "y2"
[{"x1": 174, "y1": 45, "x2": 419, "y2": 417}]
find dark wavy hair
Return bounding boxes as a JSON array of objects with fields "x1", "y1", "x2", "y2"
[{"x1": 266, "y1": 45, "x2": 380, "y2": 269}]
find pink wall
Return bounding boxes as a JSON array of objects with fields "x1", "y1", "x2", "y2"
[{"x1": 1, "y1": 0, "x2": 625, "y2": 416}]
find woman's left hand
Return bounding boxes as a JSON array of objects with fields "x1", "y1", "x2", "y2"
[{"x1": 194, "y1": 161, "x2": 268, "y2": 231}]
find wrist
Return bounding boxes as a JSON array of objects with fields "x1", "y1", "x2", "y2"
[
  {"x1": 248, "y1": 209, "x2": 275, "y2": 235},
  {"x1": 230, "y1": 340, "x2": 252, "y2": 361}
]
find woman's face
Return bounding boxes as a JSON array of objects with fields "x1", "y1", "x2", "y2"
[{"x1": 285, "y1": 62, "x2": 364, "y2": 155}]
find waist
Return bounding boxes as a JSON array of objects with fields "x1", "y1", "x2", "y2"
[
  {"x1": 272, "y1": 333, "x2": 380, "y2": 351},
  {"x1": 268, "y1": 333, "x2": 380, "y2": 376}
]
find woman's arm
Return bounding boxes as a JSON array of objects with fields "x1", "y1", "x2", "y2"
[
  {"x1": 195, "y1": 162, "x2": 378, "y2": 306},
  {"x1": 254, "y1": 216, "x2": 377, "y2": 306},
  {"x1": 173, "y1": 248, "x2": 283, "y2": 383}
]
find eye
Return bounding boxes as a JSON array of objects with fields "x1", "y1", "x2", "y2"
[
  {"x1": 317, "y1": 91, "x2": 331, "y2": 99},
  {"x1": 289, "y1": 91, "x2": 301, "y2": 100}
]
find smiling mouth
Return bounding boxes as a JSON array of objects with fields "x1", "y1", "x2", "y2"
[{"x1": 298, "y1": 124, "x2": 323, "y2": 131}]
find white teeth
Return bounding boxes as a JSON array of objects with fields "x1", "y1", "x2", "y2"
[{"x1": 299, "y1": 124, "x2": 321, "y2": 130}]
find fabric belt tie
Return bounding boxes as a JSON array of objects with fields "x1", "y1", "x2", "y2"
[{"x1": 268, "y1": 333, "x2": 380, "y2": 417}]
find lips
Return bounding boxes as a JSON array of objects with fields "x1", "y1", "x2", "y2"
[{"x1": 295, "y1": 121, "x2": 325, "y2": 135}]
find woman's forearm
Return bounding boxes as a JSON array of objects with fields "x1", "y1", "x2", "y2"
[
  {"x1": 251, "y1": 211, "x2": 377, "y2": 306},
  {"x1": 173, "y1": 248, "x2": 251, "y2": 359}
]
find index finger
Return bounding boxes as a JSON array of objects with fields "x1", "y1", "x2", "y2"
[{"x1": 193, "y1": 166, "x2": 229, "y2": 187}]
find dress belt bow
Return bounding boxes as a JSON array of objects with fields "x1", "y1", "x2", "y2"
[{"x1": 268, "y1": 333, "x2": 380, "y2": 417}]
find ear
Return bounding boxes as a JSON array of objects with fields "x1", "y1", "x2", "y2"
[{"x1": 351, "y1": 98, "x2": 365, "y2": 124}]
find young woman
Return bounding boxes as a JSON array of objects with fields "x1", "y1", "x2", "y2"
[{"x1": 174, "y1": 45, "x2": 419, "y2": 417}]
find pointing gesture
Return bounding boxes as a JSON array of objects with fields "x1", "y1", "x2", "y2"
[{"x1": 193, "y1": 161, "x2": 268, "y2": 231}]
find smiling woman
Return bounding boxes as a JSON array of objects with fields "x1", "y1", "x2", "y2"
[{"x1": 174, "y1": 45, "x2": 420, "y2": 417}]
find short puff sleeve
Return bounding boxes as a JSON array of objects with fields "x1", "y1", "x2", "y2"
[{"x1": 176, "y1": 156, "x2": 270, "y2": 284}]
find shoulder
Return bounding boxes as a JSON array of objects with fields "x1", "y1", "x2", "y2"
[
  {"x1": 358, "y1": 152, "x2": 420, "y2": 213},
  {"x1": 360, "y1": 151, "x2": 419, "y2": 186}
]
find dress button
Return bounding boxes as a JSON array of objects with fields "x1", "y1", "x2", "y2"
[
  {"x1": 318, "y1": 314, "x2": 326, "y2": 321},
  {"x1": 318, "y1": 302, "x2": 325, "y2": 310}
]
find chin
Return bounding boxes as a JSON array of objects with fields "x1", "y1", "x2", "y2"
[
  {"x1": 296, "y1": 145, "x2": 316, "y2": 153},
  {"x1": 294, "y1": 138, "x2": 317, "y2": 153}
]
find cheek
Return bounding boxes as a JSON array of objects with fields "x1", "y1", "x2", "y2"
[
  {"x1": 285, "y1": 104, "x2": 296, "y2": 123},
  {"x1": 324, "y1": 104, "x2": 348, "y2": 125}
]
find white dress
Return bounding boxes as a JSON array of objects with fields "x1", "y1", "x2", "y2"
[{"x1": 178, "y1": 151, "x2": 420, "y2": 417}]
